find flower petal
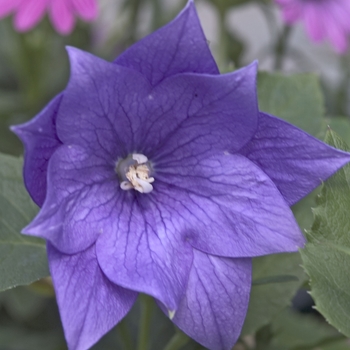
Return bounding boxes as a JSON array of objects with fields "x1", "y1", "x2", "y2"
[
  {"x1": 240, "y1": 112, "x2": 350, "y2": 206},
  {"x1": 22, "y1": 144, "x2": 119, "y2": 254},
  {"x1": 324, "y1": 3, "x2": 348, "y2": 53},
  {"x1": 72, "y1": 0, "x2": 98, "y2": 20},
  {"x1": 48, "y1": 243, "x2": 137, "y2": 350},
  {"x1": 56, "y1": 47, "x2": 152, "y2": 157},
  {"x1": 96, "y1": 194, "x2": 193, "y2": 311},
  {"x1": 14, "y1": 0, "x2": 47, "y2": 32},
  {"x1": 0, "y1": 0, "x2": 21, "y2": 18},
  {"x1": 49, "y1": 0, "x2": 75, "y2": 35},
  {"x1": 148, "y1": 62, "x2": 258, "y2": 159},
  {"x1": 155, "y1": 152, "x2": 304, "y2": 258},
  {"x1": 304, "y1": 3, "x2": 325, "y2": 42},
  {"x1": 58, "y1": 48, "x2": 257, "y2": 159},
  {"x1": 114, "y1": 0, "x2": 219, "y2": 86},
  {"x1": 172, "y1": 250, "x2": 251, "y2": 350},
  {"x1": 10, "y1": 94, "x2": 63, "y2": 207}
]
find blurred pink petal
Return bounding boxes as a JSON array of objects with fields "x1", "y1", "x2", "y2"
[
  {"x1": 0, "y1": 0, "x2": 98, "y2": 35},
  {"x1": 14, "y1": 0, "x2": 48, "y2": 32},
  {"x1": 275, "y1": 0, "x2": 350, "y2": 54},
  {"x1": 72, "y1": 0, "x2": 98, "y2": 20},
  {"x1": 0, "y1": 0, "x2": 22, "y2": 18},
  {"x1": 49, "y1": 0, "x2": 75, "y2": 35},
  {"x1": 304, "y1": 4, "x2": 325, "y2": 42}
]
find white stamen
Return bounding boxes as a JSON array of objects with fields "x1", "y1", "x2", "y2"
[
  {"x1": 120, "y1": 181, "x2": 133, "y2": 191},
  {"x1": 134, "y1": 178, "x2": 153, "y2": 193},
  {"x1": 132, "y1": 153, "x2": 148, "y2": 164},
  {"x1": 119, "y1": 153, "x2": 154, "y2": 193}
]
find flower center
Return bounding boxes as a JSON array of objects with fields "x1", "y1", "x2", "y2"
[{"x1": 116, "y1": 154, "x2": 154, "y2": 193}]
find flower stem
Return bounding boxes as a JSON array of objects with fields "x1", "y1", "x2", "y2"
[
  {"x1": 128, "y1": 0, "x2": 142, "y2": 44},
  {"x1": 336, "y1": 52, "x2": 350, "y2": 115},
  {"x1": 137, "y1": 294, "x2": 154, "y2": 350},
  {"x1": 163, "y1": 331, "x2": 189, "y2": 350},
  {"x1": 274, "y1": 25, "x2": 292, "y2": 70},
  {"x1": 217, "y1": 7, "x2": 229, "y2": 72},
  {"x1": 117, "y1": 319, "x2": 134, "y2": 350},
  {"x1": 151, "y1": 0, "x2": 162, "y2": 30}
]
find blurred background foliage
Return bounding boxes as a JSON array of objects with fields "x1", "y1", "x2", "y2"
[{"x1": 1, "y1": 0, "x2": 350, "y2": 349}]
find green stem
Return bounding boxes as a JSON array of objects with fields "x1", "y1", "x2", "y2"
[
  {"x1": 128, "y1": 0, "x2": 142, "y2": 44},
  {"x1": 274, "y1": 25, "x2": 292, "y2": 71},
  {"x1": 336, "y1": 52, "x2": 350, "y2": 115},
  {"x1": 217, "y1": 8, "x2": 229, "y2": 72},
  {"x1": 137, "y1": 294, "x2": 154, "y2": 350},
  {"x1": 163, "y1": 332, "x2": 189, "y2": 350},
  {"x1": 117, "y1": 319, "x2": 134, "y2": 350},
  {"x1": 151, "y1": 0, "x2": 162, "y2": 30},
  {"x1": 258, "y1": 2, "x2": 277, "y2": 41},
  {"x1": 14, "y1": 29, "x2": 49, "y2": 113}
]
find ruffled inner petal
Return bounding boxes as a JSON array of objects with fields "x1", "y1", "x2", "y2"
[
  {"x1": 48, "y1": 243, "x2": 137, "y2": 350},
  {"x1": 240, "y1": 112, "x2": 350, "y2": 206},
  {"x1": 11, "y1": 93, "x2": 63, "y2": 207},
  {"x1": 114, "y1": 0, "x2": 219, "y2": 86},
  {"x1": 172, "y1": 250, "x2": 251, "y2": 350},
  {"x1": 22, "y1": 144, "x2": 120, "y2": 254}
]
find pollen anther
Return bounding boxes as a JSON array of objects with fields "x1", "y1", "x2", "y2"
[{"x1": 117, "y1": 153, "x2": 154, "y2": 193}]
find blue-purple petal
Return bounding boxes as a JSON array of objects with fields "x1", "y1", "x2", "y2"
[
  {"x1": 96, "y1": 195, "x2": 193, "y2": 312},
  {"x1": 239, "y1": 112, "x2": 350, "y2": 206},
  {"x1": 10, "y1": 94, "x2": 63, "y2": 206},
  {"x1": 56, "y1": 47, "x2": 151, "y2": 157},
  {"x1": 155, "y1": 152, "x2": 305, "y2": 258},
  {"x1": 48, "y1": 243, "x2": 137, "y2": 350},
  {"x1": 172, "y1": 250, "x2": 251, "y2": 350},
  {"x1": 22, "y1": 144, "x2": 120, "y2": 254},
  {"x1": 57, "y1": 48, "x2": 258, "y2": 162},
  {"x1": 114, "y1": 0, "x2": 219, "y2": 85},
  {"x1": 147, "y1": 62, "x2": 259, "y2": 158}
]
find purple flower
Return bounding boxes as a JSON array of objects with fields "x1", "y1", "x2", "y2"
[
  {"x1": 11, "y1": 1, "x2": 350, "y2": 349},
  {"x1": 0, "y1": 0, "x2": 98, "y2": 35},
  {"x1": 275, "y1": 0, "x2": 350, "y2": 53}
]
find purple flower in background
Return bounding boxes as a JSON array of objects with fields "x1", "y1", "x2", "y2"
[
  {"x1": 0, "y1": 0, "x2": 97, "y2": 35},
  {"x1": 275, "y1": 0, "x2": 350, "y2": 53},
  {"x1": 11, "y1": 1, "x2": 350, "y2": 349}
]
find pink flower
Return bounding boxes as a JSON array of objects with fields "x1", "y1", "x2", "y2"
[
  {"x1": 275, "y1": 0, "x2": 350, "y2": 53},
  {"x1": 0, "y1": 0, "x2": 98, "y2": 35}
]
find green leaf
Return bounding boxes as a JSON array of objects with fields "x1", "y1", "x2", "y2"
[
  {"x1": 241, "y1": 253, "x2": 306, "y2": 335},
  {"x1": 301, "y1": 130, "x2": 350, "y2": 338},
  {"x1": 0, "y1": 153, "x2": 49, "y2": 291},
  {"x1": 0, "y1": 326, "x2": 64, "y2": 350},
  {"x1": 1, "y1": 286, "x2": 49, "y2": 321},
  {"x1": 326, "y1": 117, "x2": 350, "y2": 147},
  {"x1": 258, "y1": 72, "x2": 326, "y2": 138},
  {"x1": 241, "y1": 71, "x2": 328, "y2": 336},
  {"x1": 317, "y1": 339, "x2": 350, "y2": 350},
  {"x1": 301, "y1": 244, "x2": 350, "y2": 337},
  {"x1": 269, "y1": 309, "x2": 341, "y2": 350}
]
